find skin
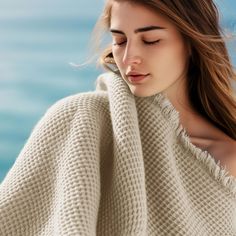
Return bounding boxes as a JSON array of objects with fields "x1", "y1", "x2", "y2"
[{"x1": 110, "y1": 1, "x2": 236, "y2": 175}]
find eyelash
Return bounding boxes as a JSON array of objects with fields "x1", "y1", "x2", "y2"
[{"x1": 113, "y1": 39, "x2": 161, "y2": 46}]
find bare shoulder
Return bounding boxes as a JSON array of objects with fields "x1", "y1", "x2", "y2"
[
  {"x1": 208, "y1": 139, "x2": 236, "y2": 177},
  {"x1": 187, "y1": 112, "x2": 236, "y2": 176}
]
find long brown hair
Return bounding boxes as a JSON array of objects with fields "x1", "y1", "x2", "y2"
[{"x1": 87, "y1": 0, "x2": 236, "y2": 140}]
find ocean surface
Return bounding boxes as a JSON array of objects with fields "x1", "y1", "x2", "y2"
[{"x1": 0, "y1": 0, "x2": 236, "y2": 182}]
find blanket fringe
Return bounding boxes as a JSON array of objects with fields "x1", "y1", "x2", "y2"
[{"x1": 152, "y1": 92, "x2": 236, "y2": 198}]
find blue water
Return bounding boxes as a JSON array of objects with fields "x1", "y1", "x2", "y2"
[{"x1": 0, "y1": 0, "x2": 236, "y2": 182}]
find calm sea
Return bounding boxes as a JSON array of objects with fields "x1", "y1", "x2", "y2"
[{"x1": 0, "y1": 0, "x2": 236, "y2": 182}]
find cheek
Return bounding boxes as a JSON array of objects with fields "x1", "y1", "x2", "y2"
[
  {"x1": 153, "y1": 44, "x2": 188, "y2": 74},
  {"x1": 112, "y1": 49, "x2": 125, "y2": 68},
  {"x1": 171, "y1": 45, "x2": 188, "y2": 72},
  {"x1": 112, "y1": 48, "x2": 122, "y2": 60}
]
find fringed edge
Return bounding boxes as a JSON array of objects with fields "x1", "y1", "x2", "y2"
[{"x1": 152, "y1": 92, "x2": 236, "y2": 198}]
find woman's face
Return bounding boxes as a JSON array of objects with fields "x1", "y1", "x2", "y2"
[{"x1": 110, "y1": 1, "x2": 191, "y2": 97}]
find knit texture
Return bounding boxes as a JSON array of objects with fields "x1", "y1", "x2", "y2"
[{"x1": 0, "y1": 71, "x2": 236, "y2": 236}]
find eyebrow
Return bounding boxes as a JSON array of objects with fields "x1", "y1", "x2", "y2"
[{"x1": 110, "y1": 25, "x2": 166, "y2": 34}]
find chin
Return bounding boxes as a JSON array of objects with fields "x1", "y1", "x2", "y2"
[
  {"x1": 130, "y1": 88, "x2": 160, "y2": 97},
  {"x1": 129, "y1": 88, "x2": 154, "y2": 98}
]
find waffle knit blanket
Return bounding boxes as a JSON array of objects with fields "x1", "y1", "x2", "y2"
[{"x1": 1, "y1": 72, "x2": 236, "y2": 236}]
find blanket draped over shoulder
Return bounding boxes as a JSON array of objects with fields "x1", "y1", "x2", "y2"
[{"x1": 1, "y1": 72, "x2": 236, "y2": 236}]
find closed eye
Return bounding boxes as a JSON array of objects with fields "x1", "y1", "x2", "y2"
[
  {"x1": 145, "y1": 39, "x2": 161, "y2": 45},
  {"x1": 113, "y1": 39, "x2": 161, "y2": 46}
]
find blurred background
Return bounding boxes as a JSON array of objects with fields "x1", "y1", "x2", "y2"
[{"x1": 0, "y1": 0, "x2": 236, "y2": 182}]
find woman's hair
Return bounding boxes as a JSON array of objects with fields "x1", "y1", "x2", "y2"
[{"x1": 86, "y1": 0, "x2": 236, "y2": 140}]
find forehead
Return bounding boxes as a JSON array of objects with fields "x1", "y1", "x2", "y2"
[{"x1": 110, "y1": 1, "x2": 171, "y2": 29}]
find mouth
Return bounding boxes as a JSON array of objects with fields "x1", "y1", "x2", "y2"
[{"x1": 127, "y1": 73, "x2": 150, "y2": 83}]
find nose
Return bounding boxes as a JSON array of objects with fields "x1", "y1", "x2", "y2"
[{"x1": 122, "y1": 42, "x2": 142, "y2": 65}]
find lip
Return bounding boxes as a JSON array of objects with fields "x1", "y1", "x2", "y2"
[
  {"x1": 126, "y1": 71, "x2": 148, "y2": 76},
  {"x1": 127, "y1": 74, "x2": 150, "y2": 83}
]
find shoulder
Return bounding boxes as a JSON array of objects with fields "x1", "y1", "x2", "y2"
[
  {"x1": 44, "y1": 90, "x2": 109, "y2": 122},
  {"x1": 28, "y1": 72, "x2": 114, "y2": 143},
  {"x1": 49, "y1": 89, "x2": 109, "y2": 113},
  {"x1": 21, "y1": 90, "x2": 112, "y2": 154},
  {"x1": 31, "y1": 90, "x2": 110, "y2": 137},
  {"x1": 44, "y1": 71, "x2": 115, "y2": 125}
]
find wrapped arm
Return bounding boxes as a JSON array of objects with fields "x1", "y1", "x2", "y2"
[{"x1": 0, "y1": 93, "x2": 107, "y2": 236}]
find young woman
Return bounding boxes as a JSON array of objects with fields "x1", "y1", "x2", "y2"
[{"x1": 0, "y1": 0, "x2": 236, "y2": 235}]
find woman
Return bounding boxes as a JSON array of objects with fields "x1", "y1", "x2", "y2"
[{"x1": 1, "y1": 0, "x2": 236, "y2": 235}]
